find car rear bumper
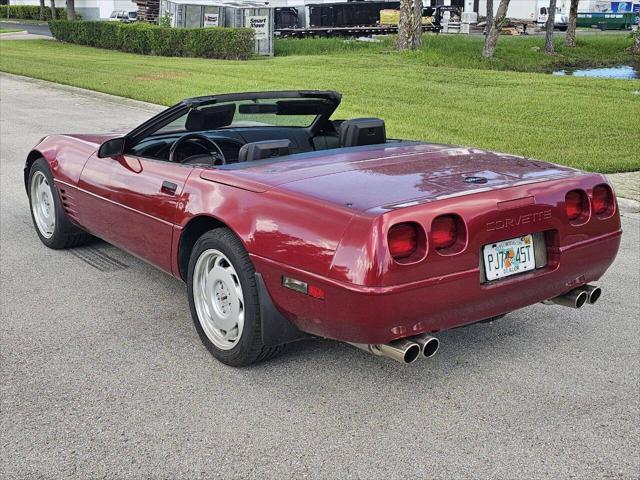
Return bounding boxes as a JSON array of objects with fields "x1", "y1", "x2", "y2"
[{"x1": 252, "y1": 229, "x2": 622, "y2": 344}]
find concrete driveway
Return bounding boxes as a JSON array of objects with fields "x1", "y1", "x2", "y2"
[{"x1": 1, "y1": 73, "x2": 638, "y2": 479}]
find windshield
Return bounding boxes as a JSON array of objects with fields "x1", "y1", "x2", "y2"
[{"x1": 154, "y1": 98, "x2": 327, "y2": 135}]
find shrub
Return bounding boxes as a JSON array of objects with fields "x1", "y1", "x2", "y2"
[
  {"x1": 0, "y1": 5, "x2": 66, "y2": 21},
  {"x1": 48, "y1": 20, "x2": 255, "y2": 60}
]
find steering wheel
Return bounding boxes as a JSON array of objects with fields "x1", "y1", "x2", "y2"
[{"x1": 168, "y1": 133, "x2": 226, "y2": 165}]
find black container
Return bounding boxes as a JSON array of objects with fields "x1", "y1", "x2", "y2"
[{"x1": 308, "y1": 1, "x2": 401, "y2": 28}]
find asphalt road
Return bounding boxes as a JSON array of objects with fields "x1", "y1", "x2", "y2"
[
  {"x1": 0, "y1": 21, "x2": 52, "y2": 36},
  {"x1": 1, "y1": 74, "x2": 639, "y2": 480}
]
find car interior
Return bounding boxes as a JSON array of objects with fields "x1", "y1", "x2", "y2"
[{"x1": 125, "y1": 92, "x2": 389, "y2": 167}]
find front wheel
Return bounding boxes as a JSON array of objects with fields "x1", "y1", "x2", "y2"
[
  {"x1": 187, "y1": 228, "x2": 283, "y2": 366},
  {"x1": 28, "y1": 158, "x2": 91, "y2": 249}
]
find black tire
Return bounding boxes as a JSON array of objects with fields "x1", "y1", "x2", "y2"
[
  {"x1": 27, "y1": 158, "x2": 92, "y2": 249},
  {"x1": 187, "y1": 228, "x2": 284, "y2": 366}
]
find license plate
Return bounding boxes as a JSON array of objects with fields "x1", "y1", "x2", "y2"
[{"x1": 483, "y1": 234, "x2": 536, "y2": 281}]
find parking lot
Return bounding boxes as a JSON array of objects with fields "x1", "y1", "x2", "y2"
[{"x1": 1, "y1": 73, "x2": 638, "y2": 479}]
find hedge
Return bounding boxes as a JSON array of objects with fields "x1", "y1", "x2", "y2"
[
  {"x1": 0, "y1": 5, "x2": 66, "y2": 21},
  {"x1": 48, "y1": 21, "x2": 255, "y2": 60}
]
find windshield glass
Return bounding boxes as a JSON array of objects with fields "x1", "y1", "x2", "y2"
[{"x1": 154, "y1": 98, "x2": 323, "y2": 135}]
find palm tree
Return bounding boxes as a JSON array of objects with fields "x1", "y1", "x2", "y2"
[
  {"x1": 486, "y1": 0, "x2": 494, "y2": 36},
  {"x1": 397, "y1": 0, "x2": 424, "y2": 51},
  {"x1": 544, "y1": 0, "x2": 557, "y2": 54},
  {"x1": 565, "y1": 0, "x2": 579, "y2": 47},
  {"x1": 482, "y1": 0, "x2": 511, "y2": 58},
  {"x1": 66, "y1": 0, "x2": 75, "y2": 20},
  {"x1": 50, "y1": 0, "x2": 57, "y2": 20},
  {"x1": 39, "y1": 0, "x2": 46, "y2": 21}
]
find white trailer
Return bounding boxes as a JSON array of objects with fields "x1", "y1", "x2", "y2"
[{"x1": 475, "y1": 0, "x2": 571, "y2": 25}]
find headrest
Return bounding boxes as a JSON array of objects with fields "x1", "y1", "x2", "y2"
[
  {"x1": 185, "y1": 104, "x2": 236, "y2": 131},
  {"x1": 238, "y1": 139, "x2": 291, "y2": 163},
  {"x1": 339, "y1": 118, "x2": 386, "y2": 147}
]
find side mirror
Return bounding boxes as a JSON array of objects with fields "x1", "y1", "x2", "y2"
[{"x1": 97, "y1": 137, "x2": 126, "y2": 158}]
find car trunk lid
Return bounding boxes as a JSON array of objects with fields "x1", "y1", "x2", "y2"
[{"x1": 225, "y1": 143, "x2": 581, "y2": 212}]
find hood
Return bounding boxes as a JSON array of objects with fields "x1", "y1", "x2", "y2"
[{"x1": 223, "y1": 143, "x2": 581, "y2": 212}]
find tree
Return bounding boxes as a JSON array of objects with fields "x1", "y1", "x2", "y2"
[
  {"x1": 544, "y1": 0, "x2": 557, "y2": 54},
  {"x1": 50, "y1": 0, "x2": 57, "y2": 20},
  {"x1": 486, "y1": 0, "x2": 494, "y2": 36},
  {"x1": 565, "y1": 0, "x2": 579, "y2": 47},
  {"x1": 66, "y1": 0, "x2": 75, "y2": 20},
  {"x1": 629, "y1": 29, "x2": 640, "y2": 54},
  {"x1": 397, "y1": 0, "x2": 424, "y2": 51},
  {"x1": 482, "y1": 0, "x2": 510, "y2": 58},
  {"x1": 39, "y1": 0, "x2": 46, "y2": 21}
]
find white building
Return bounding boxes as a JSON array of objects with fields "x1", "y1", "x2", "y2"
[{"x1": 11, "y1": 0, "x2": 138, "y2": 20}]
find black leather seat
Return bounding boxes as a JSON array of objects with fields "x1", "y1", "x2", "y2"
[
  {"x1": 338, "y1": 118, "x2": 386, "y2": 147},
  {"x1": 237, "y1": 140, "x2": 291, "y2": 162}
]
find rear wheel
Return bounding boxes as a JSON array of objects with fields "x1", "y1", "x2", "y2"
[
  {"x1": 28, "y1": 158, "x2": 91, "y2": 249},
  {"x1": 187, "y1": 228, "x2": 283, "y2": 366}
]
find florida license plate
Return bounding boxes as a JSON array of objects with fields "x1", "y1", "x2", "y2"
[{"x1": 483, "y1": 234, "x2": 536, "y2": 281}]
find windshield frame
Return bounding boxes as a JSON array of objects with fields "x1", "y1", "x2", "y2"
[{"x1": 124, "y1": 91, "x2": 341, "y2": 149}]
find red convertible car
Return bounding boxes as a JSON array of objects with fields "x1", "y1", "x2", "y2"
[{"x1": 25, "y1": 91, "x2": 621, "y2": 366}]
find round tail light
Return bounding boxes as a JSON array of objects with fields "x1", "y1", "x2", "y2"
[
  {"x1": 565, "y1": 190, "x2": 589, "y2": 222},
  {"x1": 388, "y1": 223, "x2": 419, "y2": 260},
  {"x1": 431, "y1": 214, "x2": 458, "y2": 250},
  {"x1": 592, "y1": 184, "x2": 613, "y2": 216}
]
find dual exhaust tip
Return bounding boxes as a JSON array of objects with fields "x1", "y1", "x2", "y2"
[
  {"x1": 351, "y1": 284, "x2": 602, "y2": 364},
  {"x1": 350, "y1": 334, "x2": 439, "y2": 364},
  {"x1": 544, "y1": 284, "x2": 602, "y2": 309}
]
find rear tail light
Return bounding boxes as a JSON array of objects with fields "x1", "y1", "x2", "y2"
[
  {"x1": 592, "y1": 184, "x2": 613, "y2": 216},
  {"x1": 431, "y1": 215, "x2": 458, "y2": 250},
  {"x1": 388, "y1": 223, "x2": 419, "y2": 260},
  {"x1": 565, "y1": 190, "x2": 589, "y2": 222}
]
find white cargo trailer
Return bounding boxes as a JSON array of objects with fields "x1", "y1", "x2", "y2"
[{"x1": 476, "y1": 0, "x2": 571, "y2": 25}]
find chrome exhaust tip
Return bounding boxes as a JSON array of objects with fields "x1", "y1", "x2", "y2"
[
  {"x1": 349, "y1": 339, "x2": 422, "y2": 364},
  {"x1": 410, "y1": 334, "x2": 440, "y2": 358},
  {"x1": 577, "y1": 284, "x2": 602, "y2": 304},
  {"x1": 543, "y1": 289, "x2": 589, "y2": 309}
]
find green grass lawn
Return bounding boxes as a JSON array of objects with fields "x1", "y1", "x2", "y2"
[
  {"x1": 0, "y1": 38, "x2": 638, "y2": 173},
  {"x1": 276, "y1": 33, "x2": 639, "y2": 73},
  {"x1": 0, "y1": 27, "x2": 23, "y2": 33}
]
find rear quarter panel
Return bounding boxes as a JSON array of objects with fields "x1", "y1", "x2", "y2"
[{"x1": 175, "y1": 171, "x2": 356, "y2": 277}]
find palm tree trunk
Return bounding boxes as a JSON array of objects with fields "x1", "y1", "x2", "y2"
[
  {"x1": 397, "y1": 0, "x2": 423, "y2": 51},
  {"x1": 412, "y1": 0, "x2": 423, "y2": 49},
  {"x1": 486, "y1": 0, "x2": 494, "y2": 35},
  {"x1": 482, "y1": 0, "x2": 510, "y2": 58},
  {"x1": 50, "y1": 0, "x2": 57, "y2": 20},
  {"x1": 544, "y1": 0, "x2": 557, "y2": 54},
  {"x1": 39, "y1": 0, "x2": 46, "y2": 21},
  {"x1": 630, "y1": 31, "x2": 640, "y2": 54},
  {"x1": 66, "y1": 0, "x2": 75, "y2": 20},
  {"x1": 565, "y1": 0, "x2": 579, "y2": 47}
]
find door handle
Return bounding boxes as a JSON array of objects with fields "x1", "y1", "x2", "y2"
[{"x1": 161, "y1": 181, "x2": 178, "y2": 195}]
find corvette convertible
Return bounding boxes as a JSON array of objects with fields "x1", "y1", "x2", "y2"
[{"x1": 25, "y1": 90, "x2": 621, "y2": 366}]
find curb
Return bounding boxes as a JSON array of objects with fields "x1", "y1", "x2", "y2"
[
  {"x1": 0, "y1": 30, "x2": 27, "y2": 35},
  {"x1": 618, "y1": 197, "x2": 640, "y2": 215}
]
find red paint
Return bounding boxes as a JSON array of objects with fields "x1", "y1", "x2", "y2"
[{"x1": 29, "y1": 134, "x2": 621, "y2": 344}]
